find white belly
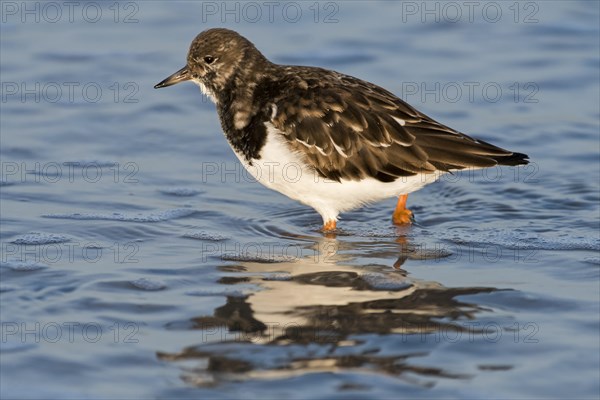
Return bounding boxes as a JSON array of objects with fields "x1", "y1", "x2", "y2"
[{"x1": 230, "y1": 123, "x2": 442, "y2": 222}]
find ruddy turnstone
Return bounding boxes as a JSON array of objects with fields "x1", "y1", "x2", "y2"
[{"x1": 155, "y1": 28, "x2": 529, "y2": 231}]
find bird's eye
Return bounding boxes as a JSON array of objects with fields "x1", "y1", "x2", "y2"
[{"x1": 204, "y1": 56, "x2": 215, "y2": 64}]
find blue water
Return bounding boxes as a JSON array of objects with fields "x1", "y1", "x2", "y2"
[{"x1": 1, "y1": 1, "x2": 599, "y2": 399}]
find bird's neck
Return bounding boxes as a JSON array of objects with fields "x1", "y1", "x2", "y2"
[
  {"x1": 216, "y1": 59, "x2": 276, "y2": 163},
  {"x1": 216, "y1": 53, "x2": 273, "y2": 114}
]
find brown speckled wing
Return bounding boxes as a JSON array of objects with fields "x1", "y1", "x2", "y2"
[{"x1": 268, "y1": 67, "x2": 528, "y2": 182}]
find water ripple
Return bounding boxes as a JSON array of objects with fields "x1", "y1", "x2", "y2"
[
  {"x1": 159, "y1": 187, "x2": 203, "y2": 197},
  {"x1": 446, "y1": 229, "x2": 600, "y2": 251},
  {"x1": 183, "y1": 231, "x2": 230, "y2": 241},
  {"x1": 1, "y1": 259, "x2": 49, "y2": 271},
  {"x1": 42, "y1": 208, "x2": 197, "y2": 222},
  {"x1": 130, "y1": 278, "x2": 167, "y2": 291},
  {"x1": 10, "y1": 232, "x2": 72, "y2": 245}
]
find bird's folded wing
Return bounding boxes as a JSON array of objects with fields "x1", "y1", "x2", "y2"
[{"x1": 268, "y1": 71, "x2": 524, "y2": 182}]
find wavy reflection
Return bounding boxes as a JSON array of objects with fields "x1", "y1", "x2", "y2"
[{"x1": 159, "y1": 235, "x2": 504, "y2": 388}]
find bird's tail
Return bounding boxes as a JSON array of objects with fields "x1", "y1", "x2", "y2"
[{"x1": 493, "y1": 152, "x2": 529, "y2": 166}]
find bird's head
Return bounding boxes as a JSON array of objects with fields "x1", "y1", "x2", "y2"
[{"x1": 154, "y1": 28, "x2": 268, "y2": 103}]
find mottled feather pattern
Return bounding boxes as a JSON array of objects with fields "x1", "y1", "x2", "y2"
[{"x1": 260, "y1": 66, "x2": 526, "y2": 182}]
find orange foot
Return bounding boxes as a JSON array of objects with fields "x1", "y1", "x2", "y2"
[
  {"x1": 322, "y1": 220, "x2": 337, "y2": 232},
  {"x1": 392, "y1": 194, "x2": 414, "y2": 225}
]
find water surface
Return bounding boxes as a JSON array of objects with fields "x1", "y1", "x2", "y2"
[{"x1": 1, "y1": 1, "x2": 599, "y2": 399}]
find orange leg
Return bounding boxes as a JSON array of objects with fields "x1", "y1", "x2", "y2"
[
  {"x1": 323, "y1": 220, "x2": 337, "y2": 231},
  {"x1": 392, "y1": 194, "x2": 413, "y2": 225}
]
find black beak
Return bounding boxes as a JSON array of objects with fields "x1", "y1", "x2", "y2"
[{"x1": 154, "y1": 66, "x2": 191, "y2": 89}]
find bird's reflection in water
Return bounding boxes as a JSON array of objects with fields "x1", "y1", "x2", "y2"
[{"x1": 159, "y1": 235, "x2": 503, "y2": 388}]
